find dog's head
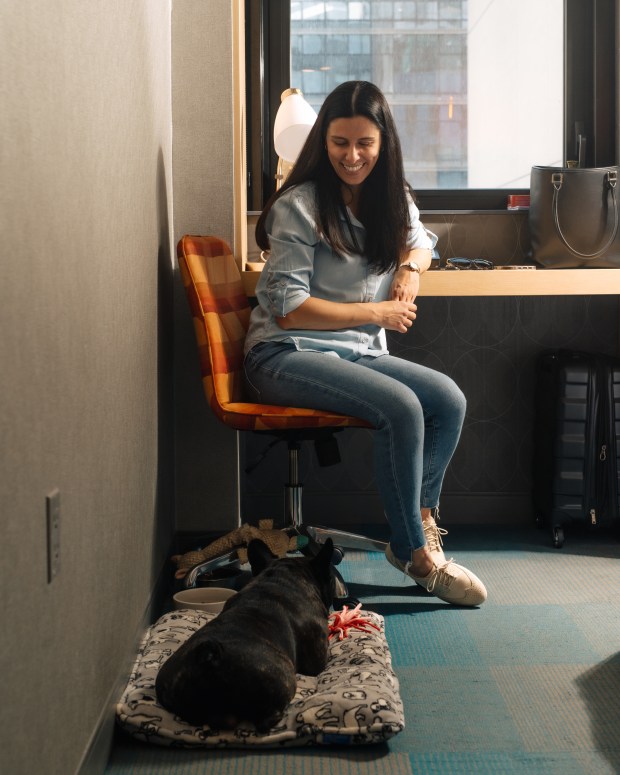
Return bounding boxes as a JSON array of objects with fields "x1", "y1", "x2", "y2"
[{"x1": 247, "y1": 537, "x2": 336, "y2": 609}]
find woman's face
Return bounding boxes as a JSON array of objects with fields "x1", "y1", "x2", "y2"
[{"x1": 325, "y1": 115, "x2": 382, "y2": 188}]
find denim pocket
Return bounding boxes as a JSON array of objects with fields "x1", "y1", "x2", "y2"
[
  {"x1": 243, "y1": 341, "x2": 296, "y2": 400},
  {"x1": 243, "y1": 344, "x2": 267, "y2": 400}
]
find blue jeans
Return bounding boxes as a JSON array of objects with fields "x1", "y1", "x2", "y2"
[{"x1": 243, "y1": 342, "x2": 466, "y2": 562}]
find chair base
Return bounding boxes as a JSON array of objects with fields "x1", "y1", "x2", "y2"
[
  {"x1": 183, "y1": 552, "x2": 241, "y2": 589},
  {"x1": 303, "y1": 525, "x2": 387, "y2": 553},
  {"x1": 182, "y1": 526, "x2": 386, "y2": 607},
  {"x1": 184, "y1": 438, "x2": 387, "y2": 604},
  {"x1": 182, "y1": 546, "x2": 354, "y2": 605}
]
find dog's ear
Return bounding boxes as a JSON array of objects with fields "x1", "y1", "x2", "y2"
[
  {"x1": 311, "y1": 538, "x2": 336, "y2": 607},
  {"x1": 311, "y1": 538, "x2": 334, "y2": 571},
  {"x1": 247, "y1": 538, "x2": 277, "y2": 576}
]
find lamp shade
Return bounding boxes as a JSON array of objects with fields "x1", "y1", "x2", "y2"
[{"x1": 273, "y1": 88, "x2": 318, "y2": 163}]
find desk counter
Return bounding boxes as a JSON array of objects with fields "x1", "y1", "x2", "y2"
[{"x1": 241, "y1": 267, "x2": 620, "y2": 298}]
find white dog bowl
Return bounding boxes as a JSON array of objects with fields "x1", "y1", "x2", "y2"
[{"x1": 173, "y1": 586, "x2": 236, "y2": 614}]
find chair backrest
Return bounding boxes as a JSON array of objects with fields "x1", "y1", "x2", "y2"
[
  {"x1": 178, "y1": 234, "x2": 372, "y2": 433},
  {"x1": 177, "y1": 235, "x2": 251, "y2": 425}
]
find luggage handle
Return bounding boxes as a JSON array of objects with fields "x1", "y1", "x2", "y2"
[{"x1": 551, "y1": 170, "x2": 619, "y2": 259}]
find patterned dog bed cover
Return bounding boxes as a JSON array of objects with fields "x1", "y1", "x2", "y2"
[{"x1": 116, "y1": 608, "x2": 404, "y2": 748}]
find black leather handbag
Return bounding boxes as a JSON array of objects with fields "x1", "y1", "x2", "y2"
[{"x1": 529, "y1": 165, "x2": 620, "y2": 268}]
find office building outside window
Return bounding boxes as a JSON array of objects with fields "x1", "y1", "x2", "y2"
[{"x1": 290, "y1": 0, "x2": 563, "y2": 191}]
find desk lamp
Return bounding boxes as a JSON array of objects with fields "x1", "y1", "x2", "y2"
[
  {"x1": 252, "y1": 89, "x2": 318, "y2": 267},
  {"x1": 273, "y1": 88, "x2": 317, "y2": 189}
]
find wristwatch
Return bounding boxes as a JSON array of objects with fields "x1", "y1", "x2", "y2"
[{"x1": 399, "y1": 260, "x2": 421, "y2": 273}]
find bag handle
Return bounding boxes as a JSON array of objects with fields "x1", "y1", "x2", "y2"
[{"x1": 551, "y1": 170, "x2": 618, "y2": 258}]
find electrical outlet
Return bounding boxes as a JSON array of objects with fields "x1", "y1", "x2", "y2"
[{"x1": 46, "y1": 489, "x2": 61, "y2": 582}]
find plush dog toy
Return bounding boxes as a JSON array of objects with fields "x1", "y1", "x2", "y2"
[{"x1": 171, "y1": 519, "x2": 306, "y2": 579}]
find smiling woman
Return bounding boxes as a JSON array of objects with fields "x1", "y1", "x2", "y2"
[
  {"x1": 326, "y1": 116, "x2": 382, "y2": 202},
  {"x1": 255, "y1": 80, "x2": 431, "y2": 277},
  {"x1": 244, "y1": 80, "x2": 488, "y2": 607}
]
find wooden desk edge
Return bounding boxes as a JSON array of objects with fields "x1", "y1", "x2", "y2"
[{"x1": 242, "y1": 268, "x2": 620, "y2": 297}]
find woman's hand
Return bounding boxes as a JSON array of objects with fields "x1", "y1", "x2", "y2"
[
  {"x1": 373, "y1": 300, "x2": 417, "y2": 333},
  {"x1": 276, "y1": 296, "x2": 417, "y2": 333},
  {"x1": 390, "y1": 267, "x2": 420, "y2": 303}
]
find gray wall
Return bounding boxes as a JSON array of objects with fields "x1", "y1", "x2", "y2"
[
  {"x1": 172, "y1": 0, "x2": 240, "y2": 534},
  {"x1": 0, "y1": 1, "x2": 243, "y2": 770},
  {"x1": 0, "y1": 2, "x2": 174, "y2": 773}
]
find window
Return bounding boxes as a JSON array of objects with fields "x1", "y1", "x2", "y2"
[{"x1": 246, "y1": 0, "x2": 617, "y2": 211}]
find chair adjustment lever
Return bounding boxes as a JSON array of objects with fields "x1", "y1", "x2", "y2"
[{"x1": 244, "y1": 437, "x2": 282, "y2": 474}]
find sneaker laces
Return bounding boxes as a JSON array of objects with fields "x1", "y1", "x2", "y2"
[
  {"x1": 424, "y1": 558, "x2": 457, "y2": 593},
  {"x1": 423, "y1": 519, "x2": 448, "y2": 554}
]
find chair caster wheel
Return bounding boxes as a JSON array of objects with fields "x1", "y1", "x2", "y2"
[{"x1": 331, "y1": 546, "x2": 345, "y2": 565}]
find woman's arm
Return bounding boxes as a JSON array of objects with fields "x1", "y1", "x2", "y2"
[
  {"x1": 390, "y1": 247, "x2": 433, "y2": 302},
  {"x1": 276, "y1": 296, "x2": 417, "y2": 334}
]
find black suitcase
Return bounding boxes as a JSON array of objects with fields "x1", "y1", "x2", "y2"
[{"x1": 532, "y1": 349, "x2": 620, "y2": 547}]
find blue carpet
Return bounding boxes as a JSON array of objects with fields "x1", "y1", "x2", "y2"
[{"x1": 106, "y1": 527, "x2": 620, "y2": 774}]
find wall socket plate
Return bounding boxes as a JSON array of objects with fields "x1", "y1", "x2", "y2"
[{"x1": 46, "y1": 489, "x2": 61, "y2": 582}]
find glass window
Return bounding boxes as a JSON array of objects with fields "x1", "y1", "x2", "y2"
[
  {"x1": 290, "y1": 0, "x2": 563, "y2": 191},
  {"x1": 247, "y1": 0, "x2": 617, "y2": 210}
]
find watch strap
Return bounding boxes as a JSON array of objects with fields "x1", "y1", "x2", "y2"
[{"x1": 399, "y1": 260, "x2": 421, "y2": 273}]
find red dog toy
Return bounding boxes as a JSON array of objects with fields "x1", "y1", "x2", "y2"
[{"x1": 328, "y1": 604, "x2": 380, "y2": 641}]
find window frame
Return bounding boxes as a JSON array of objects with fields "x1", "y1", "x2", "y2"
[{"x1": 246, "y1": 0, "x2": 617, "y2": 212}]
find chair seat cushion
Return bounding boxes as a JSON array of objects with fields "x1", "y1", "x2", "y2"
[{"x1": 116, "y1": 608, "x2": 404, "y2": 748}]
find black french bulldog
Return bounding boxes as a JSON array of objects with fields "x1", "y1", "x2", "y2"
[{"x1": 155, "y1": 537, "x2": 335, "y2": 732}]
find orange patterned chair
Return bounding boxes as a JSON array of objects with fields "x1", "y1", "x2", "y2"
[{"x1": 177, "y1": 235, "x2": 387, "y2": 589}]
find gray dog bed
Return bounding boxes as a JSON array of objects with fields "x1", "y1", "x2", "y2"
[{"x1": 116, "y1": 607, "x2": 404, "y2": 748}]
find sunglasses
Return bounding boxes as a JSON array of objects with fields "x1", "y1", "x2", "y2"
[{"x1": 445, "y1": 257, "x2": 494, "y2": 270}]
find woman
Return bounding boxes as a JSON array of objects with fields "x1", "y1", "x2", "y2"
[{"x1": 244, "y1": 81, "x2": 486, "y2": 606}]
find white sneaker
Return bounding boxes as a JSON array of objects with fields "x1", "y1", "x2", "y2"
[{"x1": 386, "y1": 544, "x2": 487, "y2": 607}]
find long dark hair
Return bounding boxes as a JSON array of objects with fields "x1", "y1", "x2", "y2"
[{"x1": 256, "y1": 81, "x2": 413, "y2": 274}]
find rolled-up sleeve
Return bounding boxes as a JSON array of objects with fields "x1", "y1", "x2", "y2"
[
  {"x1": 260, "y1": 194, "x2": 319, "y2": 318},
  {"x1": 407, "y1": 196, "x2": 438, "y2": 251}
]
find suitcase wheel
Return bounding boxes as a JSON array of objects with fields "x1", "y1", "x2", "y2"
[{"x1": 552, "y1": 526, "x2": 564, "y2": 549}]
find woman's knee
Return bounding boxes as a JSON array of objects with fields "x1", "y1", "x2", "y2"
[
  {"x1": 378, "y1": 386, "x2": 426, "y2": 431},
  {"x1": 431, "y1": 373, "x2": 467, "y2": 423},
  {"x1": 446, "y1": 377, "x2": 467, "y2": 422}
]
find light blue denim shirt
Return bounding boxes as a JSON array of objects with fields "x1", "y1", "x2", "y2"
[{"x1": 244, "y1": 181, "x2": 437, "y2": 360}]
